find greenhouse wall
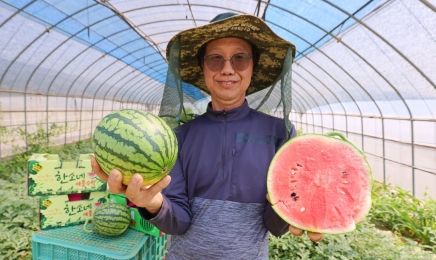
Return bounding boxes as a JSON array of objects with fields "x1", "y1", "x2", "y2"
[
  {"x1": 290, "y1": 111, "x2": 436, "y2": 200},
  {"x1": 0, "y1": 91, "x2": 160, "y2": 159}
]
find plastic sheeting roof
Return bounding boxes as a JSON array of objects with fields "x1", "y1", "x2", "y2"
[{"x1": 0, "y1": 0, "x2": 436, "y2": 117}]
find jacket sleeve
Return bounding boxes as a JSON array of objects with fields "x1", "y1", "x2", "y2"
[
  {"x1": 263, "y1": 123, "x2": 297, "y2": 237},
  {"x1": 138, "y1": 154, "x2": 192, "y2": 235},
  {"x1": 263, "y1": 204, "x2": 289, "y2": 236}
]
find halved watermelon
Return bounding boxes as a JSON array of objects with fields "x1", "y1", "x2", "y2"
[{"x1": 267, "y1": 132, "x2": 372, "y2": 234}]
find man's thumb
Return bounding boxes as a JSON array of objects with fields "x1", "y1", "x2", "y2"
[{"x1": 147, "y1": 175, "x2": 171, "y2": 197}]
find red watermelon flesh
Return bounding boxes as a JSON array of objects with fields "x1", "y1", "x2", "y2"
[{"x1": 267, "y1": 132, "x2": 372, "y2": 234}]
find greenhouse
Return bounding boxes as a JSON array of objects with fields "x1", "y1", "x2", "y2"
[{"x1": 0, "y1": 0, "x2": 435, "y2": 259}]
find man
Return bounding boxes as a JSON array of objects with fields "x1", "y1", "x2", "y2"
[{"x1": 92, "y1": 12, "x2": 322, "y2": 259}]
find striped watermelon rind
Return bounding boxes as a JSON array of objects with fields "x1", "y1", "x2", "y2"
[
  {"x1": 93, "y1": 109, "x2": 178, "y2": 186},
  {"x1": 92, "y1": 203, "x2": 131, "y2": 237}
]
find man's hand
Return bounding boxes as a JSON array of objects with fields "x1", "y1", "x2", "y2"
[
  {"x1": 266, "y1": 194, "x2": 324, "y2": 243},
  {"x1": 91, "y1": 156, "x2": 171, "y2": 215}
]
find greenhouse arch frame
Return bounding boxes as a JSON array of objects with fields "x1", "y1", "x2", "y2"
[{"x1": 0, "y1": 0, "x2": 435, "y2": 199}]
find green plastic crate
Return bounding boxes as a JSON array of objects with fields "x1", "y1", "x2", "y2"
[{"x1": 32, "y1": 225, "x2": 167, "y2": 260}]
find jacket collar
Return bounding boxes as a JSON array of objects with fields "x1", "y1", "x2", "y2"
[{"x1": 205, "y1": 100, "x2": 251, "y2": 122}]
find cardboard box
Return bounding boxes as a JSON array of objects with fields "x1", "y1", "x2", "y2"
[
  {"x1": 28, "y1": 154, "x2": 107, "y2": 196},
  {"x1": 110, "y1": 194, "x2": 164, "y2": 237},
  {"x1": 39, "y1": 191, "x2": 109, "y2": 230}
]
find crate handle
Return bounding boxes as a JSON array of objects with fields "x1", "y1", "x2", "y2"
[{"x1": 83, "y1": 218, "x2": 93, "y2": 233}]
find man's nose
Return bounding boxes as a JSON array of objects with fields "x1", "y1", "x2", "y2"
[{"x1": 221, "y1": 59, "x2": 234, "y2": 74}]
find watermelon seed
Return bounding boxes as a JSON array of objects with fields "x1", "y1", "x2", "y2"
[
  {"x1": 339, "y1": 190, "x2": 345, "y2": 195},
  {"x1": 300, "y1": 207, "x2": 305, "y2": 212},
  {"x1": 342, "y1": 171, "x2": 348, "y2": 175},
  {"x1": 291, "y1": 170, "x2": 296, "y2": 174},
  {"x1": 293, "y1": 196, "x2": 300, "y2": 201},
  {"x1": 291, "y1": 192, "x2": 297, "y2": 197},
  {"x1": 343, "y1": 180, "x2": 348, "y2": 183},
  {"x1": 297, "y1": 163, "x2": 302, "y2": 167}
]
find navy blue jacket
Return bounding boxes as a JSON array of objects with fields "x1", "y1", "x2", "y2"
[{"x1": 140, "y1": 100, "x2": 296, "y2": 259}]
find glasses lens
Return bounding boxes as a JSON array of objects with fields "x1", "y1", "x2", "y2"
[
  {"x1": 231, "y1": 53, "x2": 251, "y2": 71},
  {"x1": 205, "y1": 55, "x2": 224, "y2": 72},
  {"x1": 204, "y1": 53, "x2": 252, "y2": 72}
]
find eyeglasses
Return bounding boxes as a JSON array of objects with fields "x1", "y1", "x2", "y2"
[{"x1": 203, "y1": 53, "x2": 253, "y2": 72}]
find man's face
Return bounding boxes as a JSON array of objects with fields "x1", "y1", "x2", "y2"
[{"x1": 202, "y1": 37, "x2": 253, "y2": 111}]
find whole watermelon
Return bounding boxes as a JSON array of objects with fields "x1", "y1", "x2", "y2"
[
  {"x1": 92, "y1": 202, "x2": 131, "y2": 237},
  {"x1": 93, "y1": 109, "x2": 178, "y2": 186},
  {"x1": 267, "y1": 131, "x2": 372, "y2": 234}
]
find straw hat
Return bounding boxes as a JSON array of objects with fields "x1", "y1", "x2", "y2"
[{"x1": 166, "y1": 12, "x2": 296, "y2": 95}]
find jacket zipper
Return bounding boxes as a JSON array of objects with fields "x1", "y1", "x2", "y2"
[
  {"x1": 229, "y1": 147, "x2": 236, "y2": 196},
  {"x1": 220, "y1": 110, "x2": 227, "y2": 178}
]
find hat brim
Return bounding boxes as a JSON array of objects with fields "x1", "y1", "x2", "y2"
[{"x1": 166, "y1": 14, "x2": 296, "y2": 95}]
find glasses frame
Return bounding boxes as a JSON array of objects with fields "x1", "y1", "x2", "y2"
[{"x1": 203, "y1": 53, "x2": 253, "y2": 72}]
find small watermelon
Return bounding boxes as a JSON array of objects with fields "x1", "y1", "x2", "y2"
[
  {"x1": 93, "y1": 109, "x2": 178, "y2": 186},
  {"x1": 267, "y1": 131, "x2": 372, "y2": 234},
  {"x1": 88, "y1": 202, "x2": 131, "y2": 237}
]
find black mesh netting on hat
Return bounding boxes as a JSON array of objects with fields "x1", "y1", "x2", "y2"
[
  {"x1": 247, "y1": 46, "x2": 294, "y2": 138},
  {"x1": 158, "y1": 36, "x2": 183, "y2": 131}
]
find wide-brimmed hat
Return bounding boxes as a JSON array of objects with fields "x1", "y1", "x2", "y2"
[{"x1": 166, "y1": 12, "x2": 296, "y2": 95}]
